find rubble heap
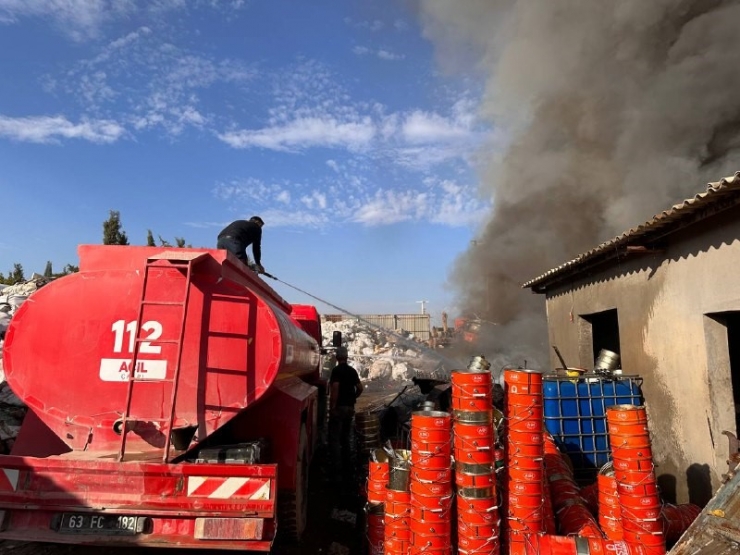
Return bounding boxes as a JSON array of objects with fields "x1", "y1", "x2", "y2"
[{"x1": 320, "y1": 317, "x2": 451, "y2": 383}]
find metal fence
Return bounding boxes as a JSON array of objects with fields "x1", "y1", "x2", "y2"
[{"x1": 323, "y1": 313, "x2": 431, "y2": 341}]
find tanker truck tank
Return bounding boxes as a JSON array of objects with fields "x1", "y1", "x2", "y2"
[{"x1": 2, "y1": 245, "x2": 321, "y2": 458}]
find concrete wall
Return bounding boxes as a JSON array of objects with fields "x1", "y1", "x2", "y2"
[{"x1": 544, "y1": 205, "x2": 740, "y2": 505}]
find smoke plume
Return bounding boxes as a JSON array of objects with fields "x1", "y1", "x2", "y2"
[{"x1": 418, "y1": 0, "x2": 740, "y2": 368}]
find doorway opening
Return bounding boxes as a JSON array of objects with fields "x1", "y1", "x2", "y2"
[{"x1": 580, "y1": 308, "x2": 621, "y2": 367}]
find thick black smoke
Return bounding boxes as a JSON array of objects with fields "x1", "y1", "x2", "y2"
[{"x1": 418, "y1": 0, "x2": 740, "y2": 368}]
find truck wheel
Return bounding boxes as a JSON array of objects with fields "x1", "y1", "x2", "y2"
[{"x1": 278, "y1": 423, "x2": 309, "y2": 542}]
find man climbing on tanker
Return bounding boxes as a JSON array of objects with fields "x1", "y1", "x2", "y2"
[
  {"x1": 328, "y1": 346, "x2": 363, "y2": 484},
  {"x1": 216, "y1": 216, "x2": 266, "y2": 273}
]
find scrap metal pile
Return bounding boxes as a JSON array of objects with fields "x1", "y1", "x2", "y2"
[{"x1": 357, "y1": 357, "x2": 702, "y2": 555}]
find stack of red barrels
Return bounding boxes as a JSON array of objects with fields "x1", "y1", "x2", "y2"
[
  {"x1": 384, "y1": 448, "x2": 412, "y2": 555},
  {"x1": 408, "y1": 410, "x2": 453, "y2": 555},
  {"x1": 606, "y1": 405, "x2": 666, "y2": 555},
  {"x1": 504, "y1": 368, "x2": 546, "y2": 555},
  {"x1": 597, "y1": 462, "x2": 624, "y2": 541},
  {"x1": 451, "y1": 356, "x2": 501, "y2": 555},
  {"x1": 366, "y1": 449, "x2": 390, "y2": 555}
]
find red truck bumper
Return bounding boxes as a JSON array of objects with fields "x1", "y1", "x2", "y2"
[{"x1": 0, "y1": 454, "x2": 277, "y2": 551}]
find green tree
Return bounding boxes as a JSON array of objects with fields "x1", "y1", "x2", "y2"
[
  {"x1": 158, "y1": 235, "x2": 172, "y2": 247},
  {"x1": 43, "y1": 261, "x2": 53, "y2": 278},
  {"x1": 8, "y1": 263, "x2": 24, "y2": 285},
  {"x1": 103, "y1": 210, "x2": 129, "y2": 245},
  {"x1": 146, "y1": 229, "x2": 156, "y2": 247},
  {"x1": 175, "y1": 237, "x2": 186, "y2": 248}
]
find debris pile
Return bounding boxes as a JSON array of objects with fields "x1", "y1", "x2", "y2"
[
  {"x1": 0, "y1": 275, "x2": 50, "y2": 454},
  {"x1": 321, "y1": 318, "x2": 451, "y2": 383}
]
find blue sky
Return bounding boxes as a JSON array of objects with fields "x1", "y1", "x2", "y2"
[{"x1": 0, "y1": 0, "x2": 491, "y2": 324}]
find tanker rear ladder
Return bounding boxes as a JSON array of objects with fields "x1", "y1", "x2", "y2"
[{"x1": 118, "y1": 251, "x2": 207, "y2": 463}]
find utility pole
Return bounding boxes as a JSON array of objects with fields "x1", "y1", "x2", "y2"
[{"x1": 416, "y1": 300, "x2": 429, "y2": 314}]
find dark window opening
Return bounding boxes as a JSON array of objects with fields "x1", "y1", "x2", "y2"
[
  {"x1": 726, "y1": 313, "x2": 740, "y2": 432},
  {"x1": 582, "y1": 309, "x2": 621, "y2": 366}
]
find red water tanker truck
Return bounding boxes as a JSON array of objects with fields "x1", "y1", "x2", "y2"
[{"x1": 0, "y1": 245, "x2": 330, "y2": 550}]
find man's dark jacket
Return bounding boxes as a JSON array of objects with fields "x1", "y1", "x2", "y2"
[{"x1": 218, "y1": 220, "x2": 262, "y2": 265}]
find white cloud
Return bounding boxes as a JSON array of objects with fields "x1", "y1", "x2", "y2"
[
  {"x1": 0, "y1": 0, "x2": 133, "y2": 41},
  {"x1": 0, "y1": 114, "x2": 125, "y2": 143},
  {"x1": 353, "y1": 46, "x2": 405, "y2": 61},
  {"x1": 326, "y1": 159, "x2": 340, "y2": 172},
  {"x1": 402, "y1": 110, "x2": 471, "y2": 143},
  {"x1": 377, "y1": 49, "x2": 405, "y2": 61},
  {"x1": 276, "y1": 190, "x2": 291, "y2": 204},
  {"x1": 218, "y1": 117, "x2": 376, "y2": 151},
  {"x1": 300, "y1": 191, "x2": 327, "y2": 210}
]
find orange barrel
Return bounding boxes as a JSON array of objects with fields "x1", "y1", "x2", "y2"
[
  {"x1": 451, "y1": 369, "x2": 493, "y2": 398},
  {"x1": 606, "y1": 405, "x2": 665, "y2": 555},
  {"x1": 368, "y1": 449, "x2": 391, "y2": 505},
  {"x1": 607, "y1": 404, "x2": 648, "y2": 423},
  {"x1": 589, "y1": 538, "x2": 651, "y2": 554},
  {"x1": 366, "y1": 503, "x2": 386, "y2": 555},
  {"x1": 542, "y1": 474, "x2": 557, "y2": 535},
  {"x1": 411, "y1": 411, "x2": 452, "y2": 470},
  {"x1": 457, "y1": 532, "x2": 500, "y2": 554},
  {"x1": 522, "y1": 534, "x2": 578, "y2": 555},
  {"x1": 503, "y1": 368, "x2": 544, "y2": 394},
  {"x1": 598, "y1": 464, "x2": 623, "y2": 541},
  {"x1": 454, "y1": 409, "x2": 494, "y2": 424},
  {"x1": 662, "y1": 503, "x2": 701, "y2": 544},
  {"x1": 578, "y1": 482, "x2": 600, "y2": 516},
  {"x1": 385, "y1": 488, "x2": 411, "y2": 547},
  {"x1": 455, "y1": 446, "x2": 495, "y2": 465},
  {"x1": 457, "y1": 492, "x2": 500, "y2": 526},
  {"x1": 452, "y1": 395, "x2": 493, "y2": 412},
  {"x1": 456, "y1": 469, "x2": 495, "y2": 489},
  {"x1": 384, "y1": 536, "x2": 410, "y2": 555}
]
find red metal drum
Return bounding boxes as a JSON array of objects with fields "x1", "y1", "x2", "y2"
[
  {"x1": 454, "y1": 434, "x2": 494, "y2": 452},
  {"x1": 508, "y1": 492, "x2": 544, "y2": 509},
  {"x1": 409, "y1": 479, "x2": 451, "y2": 498},
  {"x1": 451, "y1": 396, "x2": 493, "y2": 412},
  {"x1": 613, "y1": 468, "x2": 658, "y2": 486},
  {"x1": 620, "y1": 502, "x2": 662, "y2": 521},
  {"x1": 609, "y1": 433, "x2": 652, "y2": 449},
  {"x1": 506, "y1": 394, "x2": 544, "y2": 408},
  {"x1": 411, "y1": 467, "x2": 452, "y2": 484},
  {"x1": 412, "y1": 451, "x2": 452, "y2": 470},
  {"x1": 411, "y1": 491, "x2": 453, "y2": 511},
  {"x1": 607, "y1": 422, "x2": 650, "y2": 436},
  {"x1": 411, "y1": 425, "x2": 451, "y2": 442},
  {"x1": 366, "y1": 510, "x2": 385, "y2": 555},
  {"x1": 456, "y1": 470, "x2": 495, "y2": 488},
  {"x1": 2, "y1": 245, "x2": 322, "y2": 455},
  {"x1": 606, "y1": 405, "x2": 648, "y2": 423},
  {"x1": 408, "y1": 518, "x2": 452, "y2": 537},
  {"x1": 617, "y1": 480, "x2": 660, "y2": 497},
  {"x1": 509, "y1": 467, "x2": 544, "y2": 484},
  {"x1": 410, "y1": 438, "x2": 452, "y2": 456},
  {"x1": 612, "y1": 457, "x2": 655, "y2": 472},
  {"x1": 454, "y1": 421, "x2": 494, "y2": 439},
  {"x1": 455, "y1": 447, "x2": 495, "y2": 465},
  {"x1": 457, "y1": 531, "x2": 500, "y2": 552},
  {"x1": 411, "y1": 411, "x2": 452, "y2": 431},
  {"x1": 458, "y1": 519, "x2": 499, "y2": 538},
  {"x1": 508, "y1": 430, "x2": 544, "y2": 445},
  {"x1": 454, "y1": 409, "x2": 494, "y2": 424},
  {"x1": 384, "y1": 537, "x2": 410, "y2": 555}
]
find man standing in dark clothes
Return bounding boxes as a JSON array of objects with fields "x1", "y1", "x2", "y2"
[
  {"x1": 216, "y1": 216, "x2": 266, "y2": 273},
  {"x1": 328, "y1": 346, "x2": 363, "y2": 482}
]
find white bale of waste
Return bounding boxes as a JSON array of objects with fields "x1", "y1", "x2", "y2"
[
  {"x1": 367, "y1": 359, "x2": 393, "y2": 381},
  {"x1": 392, "y1": 362, "x2": 411, "y2": 381}
]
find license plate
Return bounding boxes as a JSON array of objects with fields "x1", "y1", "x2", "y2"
[{"x1": 58, "y1": 513, "x2": 142, "y2": 535}]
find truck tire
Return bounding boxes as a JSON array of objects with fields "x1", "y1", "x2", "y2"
[{"x1": 278, "y1": 423, "x2": 309, "y2": 542}]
